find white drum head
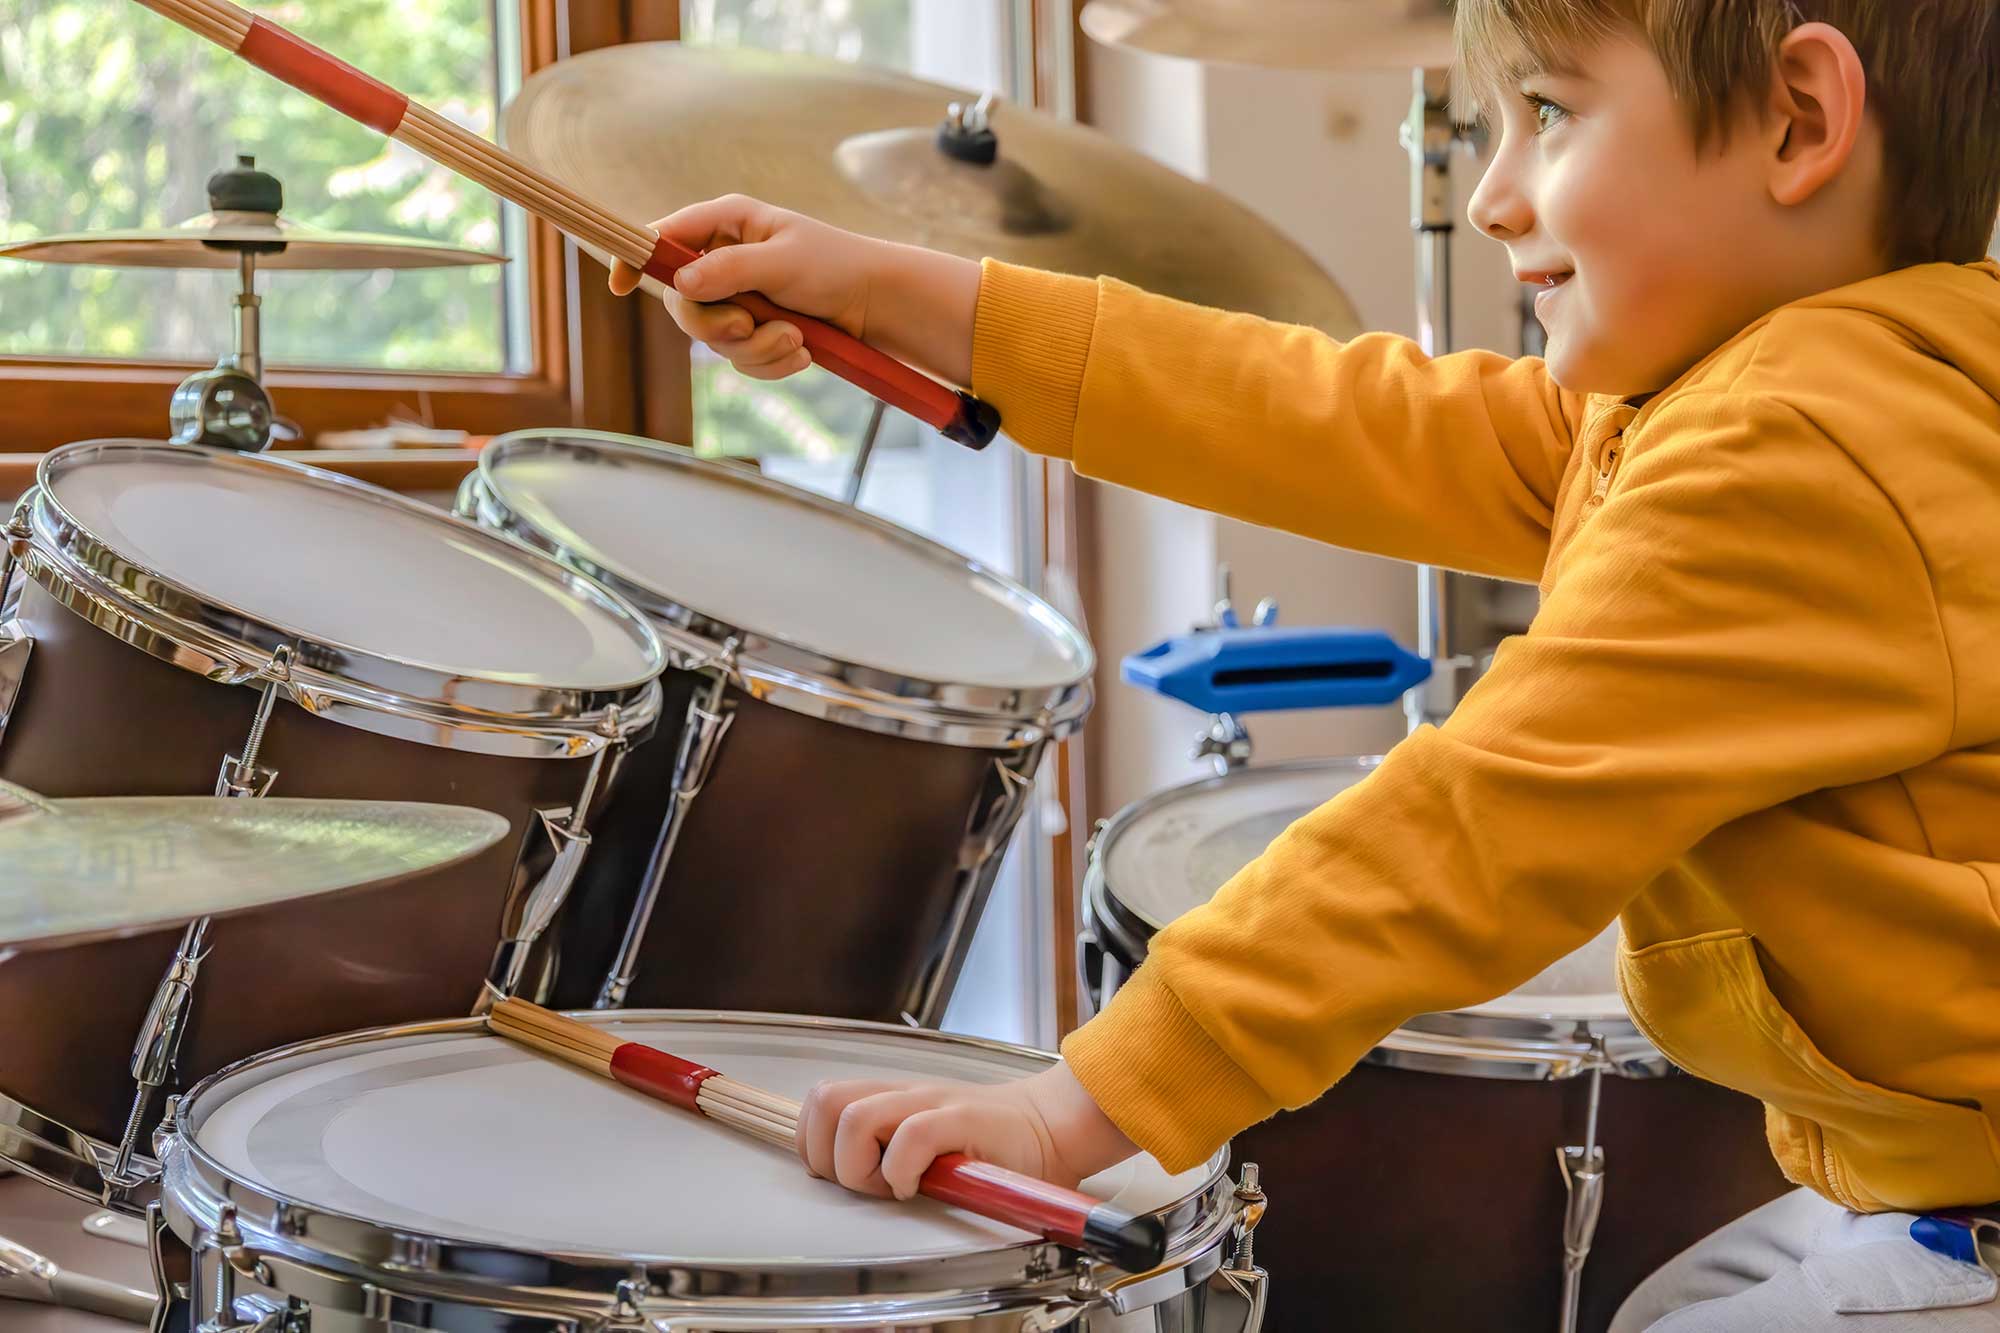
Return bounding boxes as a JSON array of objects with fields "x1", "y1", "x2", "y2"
[
  {"x1": 1101, "y1": 760, "x2": 1625, "y2": 1021},
  {"x1": 188, "y1": 1018, "x2": 1210, "y2": 1262},
  {"x1": 482, "y1": 439, "x2": 1089, "y2": 689},
  {"x1": 1104, "y1": 760, "x2": 1377, "y2": 931},
  {"x1": 45, "y1": 447, "x2": 657, "y2": 688}
]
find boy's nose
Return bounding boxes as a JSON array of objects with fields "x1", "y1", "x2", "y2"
[{"x1": 1467, "y1": 166, "x2": 1533, "y2": 240}]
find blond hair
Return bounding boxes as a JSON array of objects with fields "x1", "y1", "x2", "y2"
[{"x1": 1456, "y1": 0, "x2": 2000, "y2": 265}]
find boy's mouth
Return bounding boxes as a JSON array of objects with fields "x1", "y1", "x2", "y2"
[{"x1": 1517, "y1": 269, "x2": 1573, "y2": 289}]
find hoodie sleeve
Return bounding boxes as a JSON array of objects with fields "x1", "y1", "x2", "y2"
[
  {"x1": 1058, "y1": 392, "x2": 1953, "y2": 1170},
  {"x1": 969, "y1": 259, "x2": 1587, "y2": 582}
]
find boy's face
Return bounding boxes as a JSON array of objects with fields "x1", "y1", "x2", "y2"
[{"x1": 1467, "y1": 34, "x2": 1788, "y2": 396}]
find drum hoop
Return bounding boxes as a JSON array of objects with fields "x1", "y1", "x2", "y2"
[
  {"x1": 0, "y1": 1089, "x2": 156, "y2": 1215},
  {"x1": 162, "y1": 1010, "x2": 1233, "y2": 1317},
  {"x1": 22, "y1": 442, "x2": 666, "y2": 757},
  {"x1": 1086, "y1": 756, "x2": 1676, "y2": 1081},
  {"x1": 467, "y1": 430, "x2": 1094, "y2": 748}
]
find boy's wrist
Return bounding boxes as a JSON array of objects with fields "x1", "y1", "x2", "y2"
[
  {"x1": 863, "y1": 242, "x2": 981, "y2": 387},
  {"x1": 1027, "y1": 1063, "x2": 1140, "y2": 1181}
]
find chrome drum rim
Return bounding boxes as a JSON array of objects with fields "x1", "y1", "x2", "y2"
[
  {"x1": 161, "y1": 1011, "x2": 1234, "y2": 1326},
  {"x1": 464, "y1": 430, "x2": 1093, "y2": 750},
  {"x1": 18, "y1": 440, "x2": 665, "y2": 758}
]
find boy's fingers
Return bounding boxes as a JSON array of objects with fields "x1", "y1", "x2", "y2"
[
  {"x1": 798, "y1": 1079, "x2": 895, "y2": 1180},
  {"x1": 607, "y1": 258, "x2": 643, "y2": 297},
  {"x1": 832, "y1": 1090, "x2": 934, "y2": 1197},
  {"x1": 733, "y1": 348, "x2": 813, "y2": 382},
  {"x1": 674, "y1": 299, "x2": 755, "y2": 345},
  {"x1": 879, "y1": 1108, "x2": 963, "y2": 1201}
]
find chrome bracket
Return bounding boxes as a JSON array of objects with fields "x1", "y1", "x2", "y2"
[
  {"x1": 902, "y1": 739, "x2": 1042, "y2": 1027},
  {"x1": 479, "y1": 711, "x2": 622, "y2": 1010},
  {"x1": 1556, "y1": 1038, "x2": 1610, "y2": 1333},
  {"x1": 215, "y1": 646, "x2": 292, "y2": 800},
  {"x1": 1192, "y1": 712, "x2": 1252, "y2": 774},
  {"x1": 1207, "y1": 1162, "x2": 1271, "y2": 1333},
  {"x1": 0, "y1": 621, "x2": 32, "y2": 756},
  {"x1": 0, "y1": 507, "x2": 32, "y2": 608},
  {"x1": 595, "y1": 642, "x2": 741, "y2": 1010}
]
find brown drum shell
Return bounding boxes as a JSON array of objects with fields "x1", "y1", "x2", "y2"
[
  {"x1": 1234, "y1": 1063, "x2": 1789, "y2": 1332},
  {"x1": 0, "y1": 578, "x2": 583, "y2": 1144},
  {"x1": 549, "y1": 673, "x2": 1001, "y2": 1020}
]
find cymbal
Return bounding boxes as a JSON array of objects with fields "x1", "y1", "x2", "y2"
[
  {"x1": 504, "y1": 44, "x2": 1360, "y2": 334},
  {"x1": 0, "y1": 781, "x2": 509, "y2": 951},
  {"x1": 1080, "y1": 1, "x2": 1457, "y2": 72},
  {"x1": 0, "y1": 213, "x2": 504, "y2": 271}
]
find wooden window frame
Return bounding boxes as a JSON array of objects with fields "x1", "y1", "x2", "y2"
[{"x1": 0, "y1": 1, "x2": 688, "y2": 454}]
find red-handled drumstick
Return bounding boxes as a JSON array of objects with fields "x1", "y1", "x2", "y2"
[
  {"x1": 126, "y1": 0, "x2": 1002, "y2": 451},
  {"x1": 487, "y1": 999, "x2": 1167, "y2": 1272}
]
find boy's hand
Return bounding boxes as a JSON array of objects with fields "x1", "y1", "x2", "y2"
[
  {"x1": 796, "y1": 1063, "x2": 1139, "y2": 1202},
  {"x1": 608, "y1": 194, "x2": 982, "y2": 387}
]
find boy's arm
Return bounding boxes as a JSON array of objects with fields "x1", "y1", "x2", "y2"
[
  {"x1": 972, "y1": 261, "x2": 1586, "y2": 583},
  {"x1": 1064, "y1": 393, "x2": 1952, "y2": 1170}
]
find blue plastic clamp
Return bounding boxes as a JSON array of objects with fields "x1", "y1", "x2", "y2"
[{"x1": 1122, "y1": 624, "x2": 1432, "y2": 715}]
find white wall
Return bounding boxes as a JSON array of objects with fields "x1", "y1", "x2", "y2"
[{"x1": 1081, "y1": 46, "x2": 1523, "y2": 815}]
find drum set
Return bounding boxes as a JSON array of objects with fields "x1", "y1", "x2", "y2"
[{"x1": 0, "y1": 4, "x2": 1786, "y2": 1331}]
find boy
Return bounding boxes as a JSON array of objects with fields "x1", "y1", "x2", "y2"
[{"x1": 611, "y1": 2, "x2": 2000, "y2": 1325}]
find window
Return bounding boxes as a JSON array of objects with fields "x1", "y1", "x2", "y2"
[
  {"x1": 681, "y1": 0, "x2": 1054, "y2": 1047},
  {"x1": 0, "y1": 0, "x2": 531, "y2": 373},
  {"x1": 0, "y1": 1, "x2": 572, "y2": 450}
]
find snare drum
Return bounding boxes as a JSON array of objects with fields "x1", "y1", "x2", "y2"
[
  {"x1": 0, "y1": 441, "x2": 664, "y2": 1206},
  {"x1": 156, "y1": 1012, "x2": 1266, "y2": 1331},
  {"x1": 460, "y1": 431, "x2": 1094, "y2": 1024},
  {"x1": 1082, "y1": 760, "x2": 1790, "y2": 1332}
]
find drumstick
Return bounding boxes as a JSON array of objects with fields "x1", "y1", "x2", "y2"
[
  {"x1": 126, "y1": 0, "x2": 1002, "y2": 452},
  {"x1": 486, "y1": 998, "x2": 1168, "y2": 1272}
]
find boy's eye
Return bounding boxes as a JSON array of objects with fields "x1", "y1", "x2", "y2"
[{"x1": 1524, "y1": 92, "x2": 1569, "y2": 134}]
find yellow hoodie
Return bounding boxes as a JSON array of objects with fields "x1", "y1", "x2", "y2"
[{"x1": 972, "y1": 257, "x2": 2000, "y2": 1215}]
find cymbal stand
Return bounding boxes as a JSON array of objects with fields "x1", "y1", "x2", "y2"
[{"x1": 1401, "y1": 69, "x2": 1482, "y2": 736}]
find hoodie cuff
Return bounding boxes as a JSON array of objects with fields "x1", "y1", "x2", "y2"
[
  {"x1": 969, "y1": 259, "x2": 1099, "y2": 459},
  {"x1": 1060, "y1": 964, "x2": 1277, "y2": 1174}
]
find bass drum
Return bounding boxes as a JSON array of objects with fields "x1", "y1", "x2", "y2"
[{"x1": 1081, "y1": 759, "x2": 1790, "y2": 1332}]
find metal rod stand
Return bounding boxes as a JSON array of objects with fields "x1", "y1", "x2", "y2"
[{"x1": 595, "y1": 642, "x2": 740, "y2": 1009}]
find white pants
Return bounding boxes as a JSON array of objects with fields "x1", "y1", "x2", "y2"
[{"x1": 1611, "y1": 1190, "x2": 2000, "y2": 1331}]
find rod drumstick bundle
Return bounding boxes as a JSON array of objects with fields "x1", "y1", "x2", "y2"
[
  {"x1": 485, "y1": 998, "x2": 1167, "y2": 1272},
  {"x1": 128, "y1": 0, "x2": 1001, "y2": 451}
]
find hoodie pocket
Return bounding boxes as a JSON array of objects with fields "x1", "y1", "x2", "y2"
[{"x1": 1618, "y1": 929, "x2": 2000, "y2": 1213}]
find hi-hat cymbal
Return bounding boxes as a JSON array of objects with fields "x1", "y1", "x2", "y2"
[
  {"x1": 504, "y1": 44, "x2": 1360, "y2": 334},
  {"x1": 0, "y1": 780, "x2": 508, "y2": 951},
  {"x1": 1080, "y1": 0, "x2": 1456, "y2": 72},
  {"x1": 0, "y1": 212, "x2": 504, "y2": 271}
]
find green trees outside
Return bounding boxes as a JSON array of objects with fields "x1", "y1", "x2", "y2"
[{"x1": 0, "y1": 0, "x2": 509, "y2": 371}]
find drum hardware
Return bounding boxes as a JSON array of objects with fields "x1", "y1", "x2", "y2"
[
  {"x1": 1214, "y1": 1164, "x2": 1271, "y2": 1332},
  {"x1": 0, "y1": 1229, "x2": 159, "y2": 1324},
  {"x1": 595, "y1": 640, "x2": 741, "y2": 1010},
  {"x1": 1558, "y1": 1034, "x2": 1612, "y2": 1333},
  {"x1": 479, "y1": 707, "x2": 626, "y2": 1010},
  {"x1": 841, "y1": 398, "x2": 890, "y2": 506},
  {"x1": 107, "y1": 645, "x2": 293, "y2": 1188},
  {"x1": 901, "y1": 741, "x2": 1044, "y2": 1026},
  {"x1": 84, "y1": 1208, "x2": 153, "y2": 1249},
  {"x1": 1403, "y1": 69, "x2": 1490, "y2": 735}
]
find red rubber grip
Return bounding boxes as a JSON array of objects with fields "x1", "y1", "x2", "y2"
[
  {"x1": 641, "y1": 233, "x2": 988, "y2": 442},
  {"x1": 920, "y1": 1152, "x2": 1093, "y2": 1242},
  {"x1": 240, "y1": 18, "x2": 408, "y2": 136},
  {"x1": 609, "y1": 1042, "x2": 717, "y2": 1112}
]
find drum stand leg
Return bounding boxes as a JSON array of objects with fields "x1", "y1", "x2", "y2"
[
  {"x1": 107, "y1": 651, "x2": 290, "y2": 1188},
  {"x1": 0, "y1": 511, "x2": 35, "y2": 755},
  {"x1": 1557, "y1": 1046, "x2": 1610, "y2": 1333},
  {"x1": 595, "y1": 644, "x2": 739, "y2": 1010},
  {"x1": 0, "y1": 1231, "x2": 158, "y2": 1324},
  {"x1": 900, "y1": 742, "x2": 1042, "y2": 1027},
  {"x1": 478, "y1": 721, "x2": 621, "y2": 1010}
]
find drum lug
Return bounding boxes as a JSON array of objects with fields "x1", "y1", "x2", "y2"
[
  {"x1": 0, "y1": 621, "x2": 32, "y2": 756},
  {"x1": 1075, "y1": 925, "x2": 1105, "y2": 1021},
  {"x1": 597, "y1": 650, "x2": 739, "y2": 1009},
  {"x1": 480, "y1": 723, "x2": 621, "y2": 1008}
]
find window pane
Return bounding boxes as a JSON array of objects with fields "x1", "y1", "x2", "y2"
[{"x1": 0, "y1": 0, "x2": 526, "y2": 373}]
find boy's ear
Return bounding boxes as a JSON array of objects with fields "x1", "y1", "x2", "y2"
[{"x1": 1764, "y1": 21, "x2": 1869, "y2": 208}]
